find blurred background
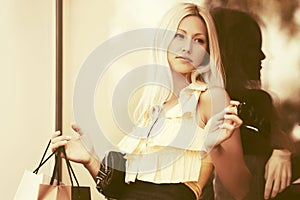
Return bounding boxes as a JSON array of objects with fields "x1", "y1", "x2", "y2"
[{"x1": 1, "y1": 0, "x2": 299, "y2": 199}]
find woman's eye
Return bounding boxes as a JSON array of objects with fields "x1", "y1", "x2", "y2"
[
  {"x1": 194, "y1": 38, "x2": 205, "y2": 44},
  {"x1": 174, "y1": 33, "x2": 184, "y2": 39}
]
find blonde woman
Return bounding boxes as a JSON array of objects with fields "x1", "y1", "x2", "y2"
[{"x1": 51, "y1": 3, "x2": 250, "y2": 199}]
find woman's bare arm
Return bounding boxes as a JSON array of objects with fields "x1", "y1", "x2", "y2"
[{"x1": 198, "y1": 87, "x2": 251, "y2": 199}]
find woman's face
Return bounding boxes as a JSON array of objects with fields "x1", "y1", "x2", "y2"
[
  {"x1": 167, "y1": 15, "x2": 208, "y2": 75},
  {"x1": 241, "y1": 25, "x2": 265, "y2": 81}
]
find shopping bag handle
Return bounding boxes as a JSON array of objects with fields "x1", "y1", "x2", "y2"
[
  {"x1": 63, "y1": 147, "x2": 80, "y2": 187},
  {"x1": 33, "y1": 139, "x2": 55, "y2": 174},
  {"x1": 50, "y1": 146, "x2": 80, "y2": 187},
  {"x1": 32, "y1": 137, "x2": 81, "y2": 187}
]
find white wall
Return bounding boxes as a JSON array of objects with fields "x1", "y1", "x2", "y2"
[
  {"x1": 62, "y1": 1, "x2": 112, "y2": 199},
  {"x1": 0, "y1": 0, "x2": 55, "y2": 199}
]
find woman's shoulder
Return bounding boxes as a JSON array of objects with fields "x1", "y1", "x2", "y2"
[
  {"x1": 200, "y1": 86, "x2": 230, "y2": 104},
  {"x1": 198, "y1": 86, "x2": 230, "y2": 122}
]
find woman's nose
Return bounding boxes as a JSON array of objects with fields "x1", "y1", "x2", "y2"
[
  {"x1": 181, "y1": 38, "x2": 192, "y2": 54},
  {"x1": 260, "y1": 50, "x2": 266, "y2": 60}
]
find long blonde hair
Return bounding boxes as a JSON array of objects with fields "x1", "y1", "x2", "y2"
[{"x1": 133, "y1": 3, "x2": 225, "y2": 127}]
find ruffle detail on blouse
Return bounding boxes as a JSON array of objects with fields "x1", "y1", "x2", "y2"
[
  {"x1": 145, "y1": 117, "x2": 207, "y2": 151},
  {"x1": 179, "y1": 82, "x2": 207, "y2": 114},
  {"x1": 117, "y1": 83, "x2": 208, "y2": 153},
  {"x1": 124, "y1": 147, "x2": 203, "y2": 183}
]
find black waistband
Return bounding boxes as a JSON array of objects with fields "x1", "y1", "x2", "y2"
[{"x1": 119, "y1": 180, "x2": 196, "y2": 200}]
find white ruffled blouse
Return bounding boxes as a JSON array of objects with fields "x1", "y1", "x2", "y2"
[{"x1": 117, "y1": 83, "x2": 209, "y2": 183}]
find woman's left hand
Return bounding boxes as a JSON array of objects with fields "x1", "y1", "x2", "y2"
[{"x1": 203, "y1": 100, "x2": 243, "y2": 152}]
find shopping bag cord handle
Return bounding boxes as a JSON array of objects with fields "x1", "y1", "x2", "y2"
[{"x1": 33, "y1": 139, "x2": 54, "y2": 174}]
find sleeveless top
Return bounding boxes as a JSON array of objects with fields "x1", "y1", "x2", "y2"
[{"x1": 117, "y1": 83, "x2": 213, "y2": 197}]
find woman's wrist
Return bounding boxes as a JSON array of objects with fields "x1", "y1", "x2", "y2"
[
  {"x1": 83, "y1": 155, "x2": 101, "y2": 180},
  {"x1": 272, "y1": 149, "x2": 291, "y2": 160}
]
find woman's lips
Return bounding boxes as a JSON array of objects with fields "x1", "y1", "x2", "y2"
[{"x1": 175, "y1": 56, "x2": 192, "y2": 63}]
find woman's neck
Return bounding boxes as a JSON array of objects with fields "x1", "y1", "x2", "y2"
[{"x1": 171, "y1": 71, "x2": 191, "y2": 96}]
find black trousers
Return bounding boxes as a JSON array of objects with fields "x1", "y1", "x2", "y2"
[{"x1": 118, "y1": 180, "x2": 196, "y2": 200}]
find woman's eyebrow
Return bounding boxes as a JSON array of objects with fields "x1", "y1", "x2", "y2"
[
  {"x1": 194, "y1": 33, "x2": 206, "y2": 37},
  {"x1": 177, "y1": 28, "x2": 186, "y2": 33},
  {"x1": 177, "y1": 29, "x2": 206, "y2": 37}
]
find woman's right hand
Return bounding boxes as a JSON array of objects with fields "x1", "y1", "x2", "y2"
[
  {"x1": 203, "y1": 101, "x2": 243, "y2": 152},
  {"x1": 51, "y1": 124, "x2": 94, "y2": 167}
]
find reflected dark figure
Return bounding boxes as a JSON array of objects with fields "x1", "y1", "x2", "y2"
[{"x1": 206, "y1": 8, "x2": 297, "y2": 200}]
